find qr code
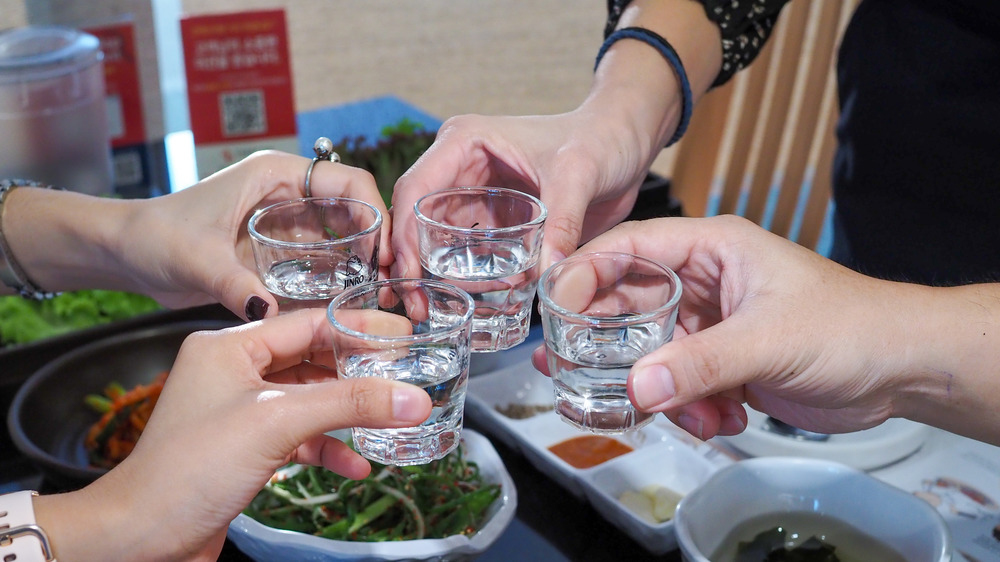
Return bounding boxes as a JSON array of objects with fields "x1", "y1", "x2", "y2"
[
  {"x1": 219, "y1": 90, "x2": 267, "y2": 137},
  {"x1": 113, "y1": 150, "x2": 144, "y2": 186}
]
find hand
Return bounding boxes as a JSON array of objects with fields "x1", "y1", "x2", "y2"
[
  {"x1": 117, "y1": 150, "x2": 390, "y2": 320},
  {"x1": 390, "y1": 110, "x2": 654, "y2": 280},
  {"x1": 533, "y1": 215, "x2": 907, "y2": 440},
  {"x1": 36, "y1": 310, "x2": 432, "y2": 560}
]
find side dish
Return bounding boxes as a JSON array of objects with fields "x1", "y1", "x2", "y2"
[
  {"x1": 618, "y1": 484, "x2": 683, "y2": 524},
  {"x1": 547, "y1": 434, "x2": 634, "y2": 469},
  {"x1": 244, "y1": 446, "x2": 501, "y2": 541},
  {"x1": 0, "y1": 290, "x2": 161, "y2": 346},
  {"x1": 84, "y1": 372, "x2": 167, "y2": 469}
]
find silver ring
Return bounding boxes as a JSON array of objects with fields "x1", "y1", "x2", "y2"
[{"x1": 304, "y1": 136, "x2": 341, "y2": 197}]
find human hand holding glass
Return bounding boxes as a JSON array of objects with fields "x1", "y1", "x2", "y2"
[
  {"x1": 537, "y1": 251, "x2": 681, "y2": 433},
  {"x1": 31, "y1": 310, "x2": 432, "y2": 561},
  {"x1": 2, "y1": 151, "x2": 389, "y2": 321},
  {"x1": 534, "y1": 215, "x2": 973, "y2": 443},
  {"x1": 390, "y1": 113, "x2": 647, "y2": 282}
]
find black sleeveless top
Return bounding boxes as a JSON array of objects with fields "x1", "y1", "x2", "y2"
[
  {"x1": 606, "y1": 0, "x2": 1000, "y2": 286},
  {"x1": 830, "y1": 0, "x2": 1000, "y2": 286}
]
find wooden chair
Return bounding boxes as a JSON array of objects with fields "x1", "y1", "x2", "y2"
[{"x1": 662, "y1": 0, "x2": 858, "y2": 256}]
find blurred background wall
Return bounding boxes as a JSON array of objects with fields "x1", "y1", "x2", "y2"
[{"x1": 0, "y1": 0, "x2": 604, "y2": 131}]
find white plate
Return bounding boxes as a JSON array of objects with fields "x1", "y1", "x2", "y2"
[
  {"x1": 513, "y1": 411, "x2": 652, "y2": 499},
  {"x1": 718, "y1": 407, "x2": 932, "y2": 470},
  {"x1": 581, "y1": 442, "x2": 717, "y2": 553},
  {"x1": 466, "y1": 357, "x2": 730, "y2": 555},
  {"x1": 227, "y1": 430, "x2": 516, "y2": 562}
]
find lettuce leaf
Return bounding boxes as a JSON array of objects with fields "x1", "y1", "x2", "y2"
[{"x1": 0, "y1": 290, "x2": 161, "y2": 346}]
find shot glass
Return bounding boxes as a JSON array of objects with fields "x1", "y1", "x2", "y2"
[
  {"x1": 537, "y1": 252, "x2": 682, "y2": 433},
  {"x1": 248, "y1": 197, "x2": 381, "y2": 314},
  {"x1": 414, "y1": 187, "x2": 546, "y2": 352},
  {"x1": 327, "y1": 279, "x2": 475, "y2": 465}
]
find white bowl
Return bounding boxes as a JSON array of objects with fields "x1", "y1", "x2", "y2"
[
  {"x1": 226, "y1": 430, "x2": 516, "y2": 561},
  {"x1": 675, "y1": 457, "x2": 952, "y2": 562}
]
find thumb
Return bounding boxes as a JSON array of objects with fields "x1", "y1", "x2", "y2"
[
  {"x1": 628, "y1": 319, "x2": 762, "y2": 413},
  {"x1": 289, "y1": 377, "x2": 433, "y2": 437}
]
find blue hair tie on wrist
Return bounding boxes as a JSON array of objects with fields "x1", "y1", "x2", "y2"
[{"x1": 595, "y1": 26, "x2": 693, "y2": 148}]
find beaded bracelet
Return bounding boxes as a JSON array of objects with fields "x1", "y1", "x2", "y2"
[
  {"x1": 0, "y1": 179, "x2": 58, "y2": 299},
  {"x1": 594, "y1": 26, "x2": 693, "y2": 148}
]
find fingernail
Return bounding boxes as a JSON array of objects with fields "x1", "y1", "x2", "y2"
[
  {"x1": 245, "y1": 295, "x2": 269, "y2": 321},
  {"x1": 632, "y1": 364, "x2": 675, "y2": 410},
  {"x1": 718, "y1": 398, "x2": 747, "y2": 435},
  {"x1": 719, "y1": 413, "x2": 747, "y2": 435},
  {"x1": 392, "y1": 387, "x2": 428, "y2": 423},
  {"x1": 678, "y1": 413, "x2": 705, "y2": 440}
]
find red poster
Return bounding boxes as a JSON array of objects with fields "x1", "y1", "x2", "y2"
[
  {"x1": 84, "y1": 20, "x2": 146, "y2": 148},
  {"x1": 180, "y1": 9, "x2": 297, "y2": 145}
]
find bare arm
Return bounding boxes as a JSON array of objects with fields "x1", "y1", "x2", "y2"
[
  {"x1": 558, "y1": 215, "x2": 1000, "y2": 446},
  {"x1": 889, "y1": 282, "x2": 1000, "y2": 444},
  {"x1": 1, "y1": 151, "x2": 387, "y2": 320},
  {"x1": 581, "y1": 0, "x2": 724, "y2": 158},
  {"x1": 391, "y1": 0, "x2": 791, "y2": 280}
]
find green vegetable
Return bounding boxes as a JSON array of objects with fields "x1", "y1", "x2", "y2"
[
  {"x1": 84, "y1": 394, "x2": 114, "y2": 413},
  {"x1": 0, "y1": 290, "x2": 161, "y2": 346},
  {"x1": 347, "y1": 493, "x2": 398, "y2": 535},
  {"x1": 244, "y1": 443, "x2": 500, "y2": 542},
  {"x1": 104, "y1": 381, "x2": 127, "y2": 400},
  {"x1": 330, "y1": 118, "x2": 437, "y2": 208}
]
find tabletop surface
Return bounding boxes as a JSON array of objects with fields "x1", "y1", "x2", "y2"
[{"x1": 7, "y1": 97, "x2": 1000, "y2": 560}]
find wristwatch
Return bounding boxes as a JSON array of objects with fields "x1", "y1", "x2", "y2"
[{"x1": 0, "y1": 490, "x2": 56, "y2": 561}]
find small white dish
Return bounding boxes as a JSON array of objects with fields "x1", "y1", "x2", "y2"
[
  {"x1": 466, "y1": 359, "x2": 555, "y2": 452},
  {"x1": 581, "y1": 433, "x2": 718, "y2": 554},
  {"x1": 517, "y1": 413, "x2": 649, "y2": 499},
  {"x1": 675, "y1": 457, "x2": 953, "y2": 562},
  {"x1": 719, "y1": 407, "x2": 931, "y2": 470},
  {"x1": 227, "y1": 430, "x2": 516, "y2": 562},
  {"x1": 466, "y1": 356, "x2": 731, "y2": 554}
]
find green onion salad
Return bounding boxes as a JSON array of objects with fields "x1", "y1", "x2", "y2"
[{"x1": 244, "y1": 444, "x2": 501, "y2": 542}]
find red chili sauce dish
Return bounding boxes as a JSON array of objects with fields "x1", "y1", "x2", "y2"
[{"x1": 547, "y1": 435, "x2": 634, "y2": 469}]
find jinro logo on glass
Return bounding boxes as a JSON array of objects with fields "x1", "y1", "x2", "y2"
[{"x1": 343, "y1": 248, "x2": 379, "y2": 289}]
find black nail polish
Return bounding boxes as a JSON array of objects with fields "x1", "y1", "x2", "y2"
[{"x1": 245, "y1": 296, "x2": 269, "y2": 321}]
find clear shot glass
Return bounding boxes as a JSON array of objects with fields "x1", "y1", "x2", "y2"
[
  {"x1": 537, "y1": 252, "x2": 682, "y2": 433},
  {"x1": 327, "y1": 278, "x2": 474, "y2": 465},
  {"x1": 414, "y1": 187, "x2": 546, "y2": 352},
  {"x1": 248, "y1": 197, "x2": 381, "y2": 314}
]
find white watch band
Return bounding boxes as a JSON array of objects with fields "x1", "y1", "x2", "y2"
[{"x1": 0, "y1": 490, "x2": 55, "y2": 561}]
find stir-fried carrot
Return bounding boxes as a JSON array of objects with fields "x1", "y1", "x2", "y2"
[{"x1": 84, "y1": 371, "x2": 167, "y2": 469}]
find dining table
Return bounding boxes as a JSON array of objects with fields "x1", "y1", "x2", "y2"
[
  {"x1": 9, "y1": 297, "x2": 1000, "y2": 561},
  {"x1": 8, "y1": 96, "x2": 1000, "y2": 561}
]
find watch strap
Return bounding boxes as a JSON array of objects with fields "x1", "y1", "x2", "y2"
[{"x1": 0, "y1": 490, "x2": 55, "y2": 561}]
